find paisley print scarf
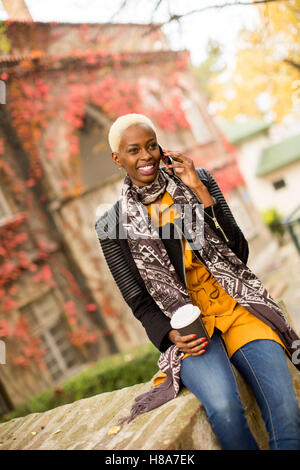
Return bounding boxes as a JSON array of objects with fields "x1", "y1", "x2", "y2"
[{"x1": 119, "y1": 168, "x2": 299, "y2": 424}]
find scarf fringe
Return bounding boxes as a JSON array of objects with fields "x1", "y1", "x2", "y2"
[{"x1": 118, "y1": 369, "x2": 177, "y2": 425}]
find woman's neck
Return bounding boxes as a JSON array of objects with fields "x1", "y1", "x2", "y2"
[{"x1": 152, "y1": 195, "x2": 164, "y2": 205}]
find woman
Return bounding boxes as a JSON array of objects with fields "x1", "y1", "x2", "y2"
[{"x1": 95, "y1": 113, "x2": 300, "y2": 450}]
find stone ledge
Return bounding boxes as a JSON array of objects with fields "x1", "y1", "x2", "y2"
[{"x1": 0, "y1": 361, "x2": 299, "y2": 450}]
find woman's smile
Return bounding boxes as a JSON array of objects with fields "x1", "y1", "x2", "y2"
[
  {"x1": 137, "y1": 162, "x2": 157, "y2": 175},
  {"x1": 112, "y1": 123, "x2": 161, "y2": 186}
]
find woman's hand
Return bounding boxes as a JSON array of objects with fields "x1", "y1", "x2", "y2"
[
  {"x1": 168, "y1": 329, "x2": 208, "y2": 357},
  {"x1": 163, "y1": 150, "x2": 204, "y2": 191},
  {"x1": 163, "y1": 150, "x2": 215, "y2": 208}
]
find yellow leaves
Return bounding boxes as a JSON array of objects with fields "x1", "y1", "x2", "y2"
[
  {"x1": 208, "y1": 0, "x2": 300, "y2": 123},
  {"x1": 30, "y1": 50, "x2": 45, "y2": 60},
  {"x1": 257, "y1": 1, "x2": 299, "y2": 39},
  {"x1": 19, "y1": 50, "x2": 45, "y2": 69},
  {"x1": 19, "y1": 60, "x2": 34, "y2": 70},
  {"x1": 52, "y1": 429, "x2": 62, "y2": 435},
  {"x1": 70, "y1": 181, "x2": 84, "y2": 197},
  {"x1": 292, "y1": 80, "x2": 300, "y2": 110},
  {"x1": 107, "y1": 425, "x2": 121, "y2": 435}
]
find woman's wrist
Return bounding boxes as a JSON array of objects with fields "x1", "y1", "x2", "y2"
[
  {"x1": 168, "y1": 329, "x2": 179, "y2": 343},
  {"x1": 190, "y1": 183, "x2": 215, "y2": 208}
]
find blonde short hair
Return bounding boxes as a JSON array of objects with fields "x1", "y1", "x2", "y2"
[{"x1": 108, "y1": 113, "x2": 157, "y2": 153}]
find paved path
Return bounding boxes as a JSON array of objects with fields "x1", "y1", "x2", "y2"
[{"x1": 257, "y1": 241, "x2": 300, "y2": 335}]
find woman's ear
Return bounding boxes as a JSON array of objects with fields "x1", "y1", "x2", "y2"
[
  {"x1": 112, "y1": 153, "x2": 123, "y2": 171},
  {"x1": 112, "y1": 152, "x2": 120, "y2": 167}
]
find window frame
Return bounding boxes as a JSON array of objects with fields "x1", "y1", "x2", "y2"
[
  {"x1": 19, "y1": 288, "x2": 84, "y2": 383},
  {"x1": 0, "y1": 185, "x2": 11, "y2": 221}
]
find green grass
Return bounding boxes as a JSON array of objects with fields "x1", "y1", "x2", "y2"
[{"x1": 1, "y1": 342, "x2": 160, "y2": 423}]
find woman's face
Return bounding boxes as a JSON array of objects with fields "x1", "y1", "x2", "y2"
[{"x1": 112, "y1": 123, "x2": 162, "y2": 186}]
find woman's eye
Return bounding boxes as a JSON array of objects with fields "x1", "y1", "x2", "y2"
[
  {"x1": 149, "y1": 143, "x2": 157, "y2": 149},
  {"x1": 129, "y1": 148, "x2": 139, "y2": 154}
]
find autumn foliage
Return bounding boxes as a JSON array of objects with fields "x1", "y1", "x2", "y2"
[{"x1": 0, "y1": 22, "x2": 191, "y2": 371}]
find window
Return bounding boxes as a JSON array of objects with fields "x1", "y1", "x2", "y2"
[
  {"x1": 78, "y1": 110, "x2": 116, "y2": 188},
  {"x1": 181, "y1": 96, "x2": 213, "y2": 145},
  {"x1": 229, "y1": 195, "x2": 257, "y2": 239},
  {"x1": 0, "y1": 392, "x2": 10, "y2": 416},
  {"x1": 272, "y1": 179, "x2": 286, "y2": 190},
  {"x1": 20, "y1": 291, "x2": 84, "y2": 383},
  {"x1": 0, "y1": 185, "x2": 11, "y2": 220},
  {"x1": 0, "y1": 380, "x2": 12, "y2": 417}
]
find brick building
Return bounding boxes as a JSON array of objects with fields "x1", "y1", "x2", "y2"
[{"x1": 0, "y1": 21, "x2": 273, "y2": 416}]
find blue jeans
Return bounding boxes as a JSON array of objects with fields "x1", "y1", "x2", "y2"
[{"x1": 180, "y1": 331, "x2": 300, "y2": 450}]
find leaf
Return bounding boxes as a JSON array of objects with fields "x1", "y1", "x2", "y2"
[
  {"x1": 85, "y1": 303, "x2": 97, "y2": 312},
  {"x1": 107, "y1": 425, "x2": 121, "y2": 435},
  {"x1": 26, "y1": 178, "x2": 36, "y2": 187},
  {"x1": 53, "y1": 429, "x2": 62, "y2": 435},
  {"x1": 64, "y1": 300, "x2": 76, "y2": 315}
]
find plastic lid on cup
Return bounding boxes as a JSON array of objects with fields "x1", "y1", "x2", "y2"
[{"x1": 170, "y1": 304, "x2": 201, "y2": 329}]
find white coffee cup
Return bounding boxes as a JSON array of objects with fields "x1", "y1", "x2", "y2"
[{"x1": 170, "y1": 304, "x2": 210, "y2": 342}]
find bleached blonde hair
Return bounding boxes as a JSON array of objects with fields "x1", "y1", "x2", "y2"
[{"x1": 108, "y1": 113, "x2": 157, "y2": 153}]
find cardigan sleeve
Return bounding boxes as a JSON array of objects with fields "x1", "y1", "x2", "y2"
[
  {"x1": 94, "y1": 167, "x2": 249, "y2": 353},
  {"x1": 95, "y1": 217, "x2": 173, "y2": 352},
  {"x1": 197, "y1": 168, "x2": 249, "y2": 265}
]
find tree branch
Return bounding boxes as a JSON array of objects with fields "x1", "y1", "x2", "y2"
[
  {"x1": 150, "y1": 0, "x2": 164, "y2": 22},
  {"x1": 141, "y1": 0, "x2": 290, "y2": 36},
  {"x1": 2, "y1": 0, "x2": 32, "y2": 21},
  {"x1": 109, "y1": 0, "x2": 129, "y2": 22},
  {"x1": 284, "y1": 59, "x2": 300, "y2": 71},
  {"x1": 168, "y1": 0, "x2": 290, "y2": 22}
]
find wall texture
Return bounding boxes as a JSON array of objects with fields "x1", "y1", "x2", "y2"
[{"x1": 0, "y1": 360, "x2": 299, "y2": 450}]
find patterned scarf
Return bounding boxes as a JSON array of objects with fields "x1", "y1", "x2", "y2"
[{"x1": 118, "y1": 168, "x2": 299, "y2": 424}]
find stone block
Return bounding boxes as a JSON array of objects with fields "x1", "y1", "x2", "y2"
[{"x1": 0, "y1": 360, "x2": 299, "y2": 450}]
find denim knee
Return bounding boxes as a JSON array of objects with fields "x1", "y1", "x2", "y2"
[
  {"x1": 206, "y1": 398, "x2": 259, "y2": 450},
  {"x1": 207, "y1": 398, "x2": 245, "y2": 425},
  {"x1": 273, "y1": 400, "x2": 300, "y2": 443}
]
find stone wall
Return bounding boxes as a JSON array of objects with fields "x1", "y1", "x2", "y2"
[{"x1": 0, "y1": 360, "x2": 299, "y2": 450}]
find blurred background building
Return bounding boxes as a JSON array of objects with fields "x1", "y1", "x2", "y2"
[{"x1": 0, "y1": 0, "x2": 299, "y2": 418}]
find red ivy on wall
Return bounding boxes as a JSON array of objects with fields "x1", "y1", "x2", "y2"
[{"x1": 0, "y1": 37, "x2": 191, "y2": 370}]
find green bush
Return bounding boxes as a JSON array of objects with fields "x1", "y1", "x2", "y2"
[
  {"x1": 261, "y1": 207, "x2": 285, "y2": 244},
  {"x1": 0, "y1": 343, "x2": 160, "y2": 423}
]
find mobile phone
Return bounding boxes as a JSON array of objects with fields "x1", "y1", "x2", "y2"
[{"x1": 158, "y1": 144, "x2": 175, "y2": 175}]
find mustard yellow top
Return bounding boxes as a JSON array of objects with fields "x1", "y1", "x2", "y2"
[{"x1": 146, "y1": 191, "x2": 285, "y2": 360}]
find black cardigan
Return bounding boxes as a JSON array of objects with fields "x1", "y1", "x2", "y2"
[{"x1": 95, "y1": 168, "x2": 249, "y2": 353}]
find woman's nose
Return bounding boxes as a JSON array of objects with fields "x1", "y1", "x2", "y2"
[{"x1": 140, "y1": 149, "x2": 152, "y2": 159}]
